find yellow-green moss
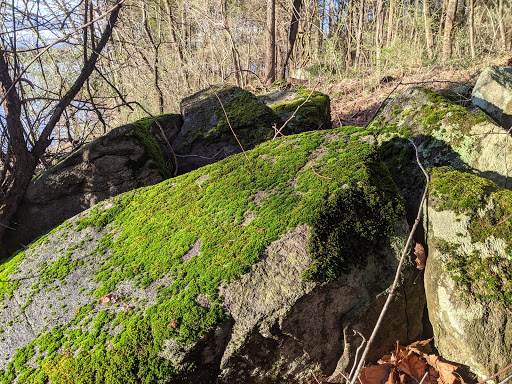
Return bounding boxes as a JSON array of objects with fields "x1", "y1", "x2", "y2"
[
  {"x1": 0, "y1": 127, "x2": 404, "y2": 382},
  {"x1": 269, "y1": 90, "x2": 331, "y2": 133}
]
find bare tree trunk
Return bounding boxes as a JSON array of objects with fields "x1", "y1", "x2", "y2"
[
  {"x1": 280, "y1": 0, "x2": 303, "y2": 79},
  {"x1": 375, "y1": 0, "x2": 384, "y2": 60},
  {"x1": 498, "y1": 0, "x2": 506, "y2": 50},
  {"x1": 469, "y1": 0, "x2": 476, "y2": 58},
  {"x1": 424, "y1": 0, "x2": 434, "y2": 58},
  {"x1": 265, "y1": 0, "x2": 276, "y2": 86},
  {"x1": 386, "y1": 0, "x2": 395, "y2": 46},
  {"x1": 441, "y1": 0, "x2": 457, "y2": 61},
  {"x1": 355, "y1": 0, "x2": 364, "y2": 65}
]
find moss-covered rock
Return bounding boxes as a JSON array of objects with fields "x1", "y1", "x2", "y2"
[
  {"x1": 262, "y1": 89, "x2": 332, "y2": 134},
  {"x1": 0, "y1": 127, "x2": 424, "y2": 383},
  {"x1": 370, "y1": 86, "x2": 510, "y2": 233},
  {"x1": 472, "y1": 66, "x2": 512, "y2": 130},
  {"x1": 5, "y1": 114, "x2": 183, "y2": 256},
  {"x1": 424, "y1": 167, "x2": 512, "y2": 381},
  {"x1": 174, "y1": 86, "x2": 282, "y2": 174}
]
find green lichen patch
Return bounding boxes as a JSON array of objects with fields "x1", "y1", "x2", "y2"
[
  {"x1": 429, "y1": 167, "x2": 512, "y2": 306},
  {"x1": 369, "y1": 87, "x2": 491, "y2": 140},
  {"x1": 0, "y1": 126, "x2": 404, "y2": 382},
  {"x1": 0, "y1": 250, "x2": 24, "y2": 300},
  {"x1": 437, "y1": 239, "x2": 512, "y2": 307}
]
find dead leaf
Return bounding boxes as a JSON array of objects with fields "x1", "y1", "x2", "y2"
[
  {"x1": 93, "y1": 292, "x2": 122, "y2": 304},
  {"x1": 408, "y1": 339, "x2": 433, "y2": 356},
  {"x1": 414, "y1": 243, "x2": 427, "y2": 270},
  {"x1": 359, "y1": 363, "x2": 394, "y2": 384}
]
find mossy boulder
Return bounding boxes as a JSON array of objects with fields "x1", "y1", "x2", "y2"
[
  {"x1": 370, "y1": 86, "x2": 510, "y2": 225},
  {"x1": 0, "y1": 127, "x2": 424, "y2": 383},
  {"x1": 5, "y1": 114, "x2": 183, "y2": 256},
  {"x1": 174, "y1": 86, "x2": 281, "y2": 174},
  {"x1": 472, "y1": 66, "x2": 512, "y2": 129},
  {"x1": 424, "y1": 167, "x2": 512, "y2": 381},
  {"x1": 261, "y1": 89, "x2": 332, "y2": 134}
]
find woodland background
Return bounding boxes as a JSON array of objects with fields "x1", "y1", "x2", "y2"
[{"x1": 0, "y1": 0, "x2": 511, "y2": 251}]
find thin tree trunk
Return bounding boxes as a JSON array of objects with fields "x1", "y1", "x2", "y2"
[
  {"x1": 0, "y1": 2, "x2": 122, "y2": 252},
  {"x1": 355, "y1": 0, "x2": 364, "y2": 65},
  {"x1": 441, "y1": 0, "x2": 457, "y2": 61},
  {"x1": 469, "y1": 0, "x2": 476, "y2": 58},
  {"x1": 280, "y1": 0, "x2": 303, "y2": 79},
  {"x1": 424, "y1": 0, "x2": 434, "y2": 58},
  {"x1": 265, "y1": 0, "x2": 276, "y2": 86},
  {"x1": 498, "y1": 0, "x2": 506, "y2": 50},
  {"x1": 375, "y1": 0, "x2": 384, "y2": 60},
  {"x1": 386, "y1": 0, "x2": 395, "y2": 46}
]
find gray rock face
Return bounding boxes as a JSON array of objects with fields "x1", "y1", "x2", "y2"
[
  {"x1": 174, "y1": 86, "x2": 281, "y2": 174},
  {"x1": 424, "y1": 168, "x2": 512, "y2": 381},
  {"x1": 472, "y1": 66, "x2": 512, "y2": 129},
  {"x1": 5, "y1": 114, "x2": 182, "y2": 255}
]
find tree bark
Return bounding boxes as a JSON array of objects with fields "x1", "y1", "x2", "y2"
[
  {"x1": 264, "y1": 0, "x2": 276, "y2": 86},
  {"x1": 469, "y1": 0, "x2": 476, "y2": 58},
  {"x1": 424, "y1": 0, "x2": 434, "y2": 59},
  {"x1": 386, "y1": 0, "x2": 395, "y2": 46},
  {"x1": 280, "y1": 0, "x2": 303, "y2": 79},
  {"x1": 441, "y1": 0, "x2": 457, "y2": 61},
  {"x1": 375, "y1": 0, "x2": 384, "y2": 60},
  {"x1": 498, "y1": 0, "x2": 506, "y2": 50},
  {"x1": 355, "y1": 0, "x2": 364, "y2": 65}
]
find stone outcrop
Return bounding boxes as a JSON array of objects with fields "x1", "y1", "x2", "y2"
[
  {"x1": 472, "y1": 66, "x2": 512, "y2": 129},
  {"x1": 0, "y1": 127, "x2": 424, "y2": 383},
  {"x1": 5, "y1": 114, "x2": 182, "y2": 255},
  {"x1": 173, "y1": 86, "x2": 281, "y2": 174},
  {"x1": 424, "y1": 167, "x2": 512, "y2": 381},
  {"x1": 261, "y1": 89, "x2": 332, "y2": 134}
]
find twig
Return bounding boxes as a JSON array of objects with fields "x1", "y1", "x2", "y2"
[
  {"x1": 498, "y1": 372, "x2": 512, "y2": 384},
  {"x1": 311, "y1": 166, "x2": 332, "y2": 180},
  {"x1": 208, "y1": 85, "x2": 250, "y2": 163},
  {"x1": 348, "y1": 331, "x2": 367, "y2": 381},
  {"x1": 311, "y1": 370, "x2": 321, "y2": 384},
  {"x1": 273, "y1": 79, "x2": 321, "y2": 140},
  {"x1": 477, "y1": 362, "x2": 512, "y2": 384},
  {"x1": 419, "y1": 371, "x2": 429, "y2": 384},
  {"x1": 349, "y1": 138, "x2": 430, "y2": 384},
  {"x1": 223, "y1": 69, "x2": 268, "y2": 91}
]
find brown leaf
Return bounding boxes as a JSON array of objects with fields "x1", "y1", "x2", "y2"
[
  {"x1": 359, "y1": 363, "x2": 394, "y2": 384},
  {"x1": 398, "y1": 353, "x2": 427, "y2": 382},
  {"x1": 407, "y1": 339, "x2": 433, "y2": 357},
  {"x1": 414, "y1": 243, "x2": 427, "y2": 270}
]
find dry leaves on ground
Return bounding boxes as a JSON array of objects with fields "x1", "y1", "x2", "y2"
[
  {"x1": 358, "y1": 340, "x2": 466, "y2": 384},
  {"x1": 414, "y1": 243, "x2": 426, "y2": 270}
]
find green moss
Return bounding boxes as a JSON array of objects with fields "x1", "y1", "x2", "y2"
[
  {"x1": 1, "y1": 127, "x2": 404, "y2": 382},
  {"x1": 0, "y1": 250, "x2": 24, "y2": 300},
  {"x1": 430, "y1": 168, "x2": 512, "y2": 306},
  {"x1": 208, "y1": 89, "x2": 279, "y2": 147},
  {"x1": 429, "y1": 167, "x2": 499, "y2": 213},
  {"x1": 269, "y1": 90, "x2": 331, "y2": 133},
  {"x1": 128, "y1": 114, "x2": 178, "y2": 179}
]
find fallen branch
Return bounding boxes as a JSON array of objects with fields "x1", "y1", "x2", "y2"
[{"x1": 349, "y1": 138, "x2": 430, "y2": 384}]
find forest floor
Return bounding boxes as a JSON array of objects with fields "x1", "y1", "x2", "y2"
[{"x1": 323, "y1": 54, "x2": 512, "y2": 129}]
